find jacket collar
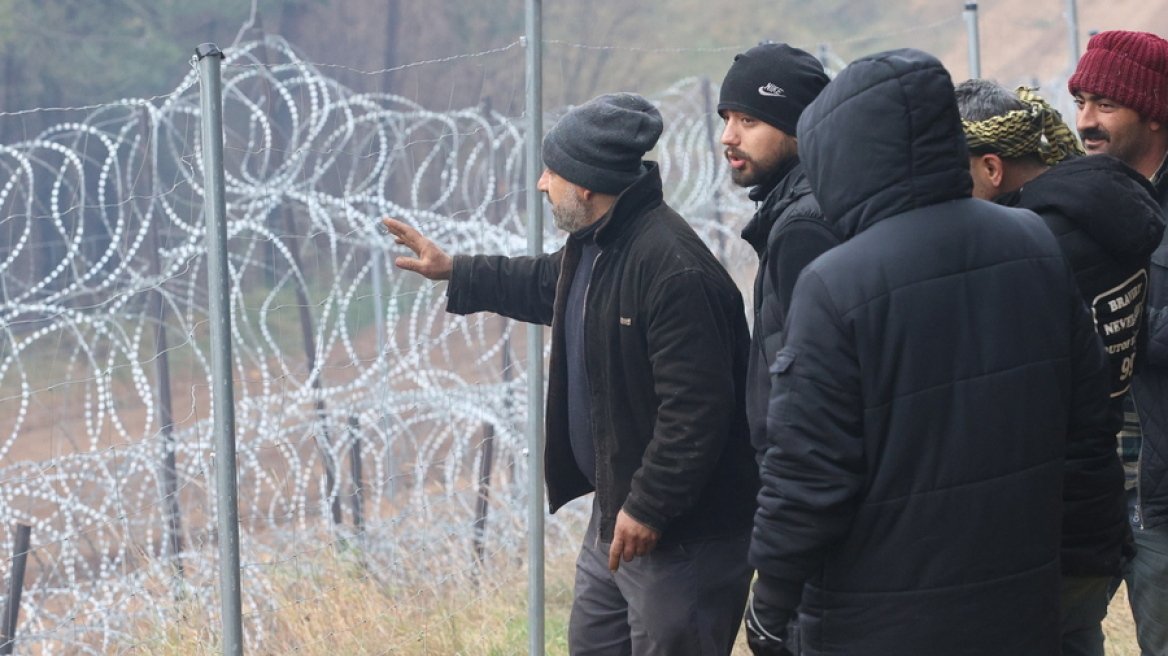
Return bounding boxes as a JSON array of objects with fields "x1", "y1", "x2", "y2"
[
  {"x1": 585, "y1": 161, "x2": 665, "y2": 248},
  {"x1": 747, "y1": 155, "x2": 801, "y2": 203},
  {"x1": 1000, "y1": 155, "x2": 1164, "y2": 259},
  {"x1": 1153, "y1": 150, "x2": 1168, "y2": 205},
  {"x1": 741, "y1": 158, "x2": 809, "y2": 251}
]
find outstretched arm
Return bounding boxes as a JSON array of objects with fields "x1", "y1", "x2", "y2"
[
  {"x1": 387, "y1": 216, "x2": 561, "y2": 324},
  {"x1": 382, "y1": 217, "x2": 453, "y2": 280}
]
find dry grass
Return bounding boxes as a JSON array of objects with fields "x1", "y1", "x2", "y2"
[
  {"x1": 125, "y1": 552, "x2": 1141, "y2": 655},
  {"x1": 128, "y1": 549, "x2": 577, "y2": 655},
  {"x1": 1104, "y1": 583, "x2": 1140, "y2": 656}
]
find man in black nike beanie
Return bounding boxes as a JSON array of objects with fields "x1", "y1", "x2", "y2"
[
  {"x1": 719, "y1": 43, "x2": 830, "y2": 138},
  {"x1": 717, "y1": 44, "x2": 836, "y2": 656}
]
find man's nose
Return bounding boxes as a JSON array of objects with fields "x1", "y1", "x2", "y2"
[
  {"x1": 720, "y1": 122, "x2": 737, "y2": 147},
  {"x1": 1076, "y1": 105, "x2": 1097, "y2": 132}
]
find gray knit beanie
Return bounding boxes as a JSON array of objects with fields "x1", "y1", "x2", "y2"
[{"x1": 541, "y1": 92, "x2": 663, "y2": 195}]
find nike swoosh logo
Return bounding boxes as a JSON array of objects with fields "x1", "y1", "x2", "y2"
[{"x1": 758, "y1": 83, "x2": 786, "y2": 98}]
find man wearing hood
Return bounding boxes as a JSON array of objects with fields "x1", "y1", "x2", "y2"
[
  {"x1": 957, "y1": 78, "x2": 1164, "y2": 656},
  {"x1": 384, "y1": 92, "x2": 758, "y2": 656},
  {"x1": 717, "y1": 43, "x2": 839, "y2": 457},
  {"x1": 744, "y1": 50, "x2": 1116, "y2": 656}
]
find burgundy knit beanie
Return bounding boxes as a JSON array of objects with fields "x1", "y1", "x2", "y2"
[{"x1": 1068, "y1": 30, "x2": 1168, "y2": 124}]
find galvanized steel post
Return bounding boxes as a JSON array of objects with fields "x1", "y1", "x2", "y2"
[
  {"x1": 964, "y1": 2, "x2": 981, "y2": 79},
  {"x1": 195, "y1": 42, "x2": 245, "y2": 656},
  {"x1": 523, "y1": 1, "x2": 546, "y2": 653},
  {"x1": 1066, "y1": 0, "x2": 1081, "y2": 70},
  {"x1": 0, "y1": 523, "x2": 31, "y2": 655}
]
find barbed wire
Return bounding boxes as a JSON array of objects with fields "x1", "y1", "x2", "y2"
[
  {"x1": 0, "y1": 7, "x2": 1095, "y2": 648},
  {"x1": 0, "y1": 34, "x2": 757, "y2": 652},
  {"x1": 542, "y1": 40, "x2": 751, "y2": 53},
  {"x1": 228, "y1": 39, "x2": 527, "y2": 78},
  {"x1": 837, "y1": 14, "x2": 964, "y2": 45},
  {"x1": 0, "y1": 8, "x2": 975, "y2": 123}
]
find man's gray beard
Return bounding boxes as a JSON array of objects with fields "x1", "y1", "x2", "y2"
[{"x1": 552, "y1": 192, "x2": 592, "y2": 233}]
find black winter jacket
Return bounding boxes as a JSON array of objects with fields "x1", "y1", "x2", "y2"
[
  {"x1": 750, "y1": 49, "x2": 1114, "y2": 655},
  {"x1": 999, "y1": 155, "x2": 1163, "y2": 575},
  {"x1": 741, "y1": 158, "x2": 841, "y2": 454},
  {"x1": 447, "y1": 163, "x2": 758, "y2": 545},
  {"x1": 1131, "y1": 158, "x2": 1168, "y2": 530}
]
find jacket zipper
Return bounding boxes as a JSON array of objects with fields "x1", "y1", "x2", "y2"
[
  {"x1": 582, "y1": 247, "x2": 603, "y2": 547},
  {"x1": 1132, "y1": 392, "x2": 1146, "y2": 530}
]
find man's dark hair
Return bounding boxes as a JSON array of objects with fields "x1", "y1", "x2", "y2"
[
  {"x1": 955, "y1": 79, "x2": 1046, "y2": 167},
  {"x1": 954, "y1": 79, "x2": 1028, "y2": 122}
]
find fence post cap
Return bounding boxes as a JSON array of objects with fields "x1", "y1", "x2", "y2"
[{"x1": 195, "y1": 44, "x2": 224, "y2": 60}]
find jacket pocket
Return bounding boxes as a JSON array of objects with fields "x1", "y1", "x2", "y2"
[
  {"x1": 762, "y1": 331, "x2": 786, "y2": 369},
  {"x1": 764, "y1": 348, "x2": 798, "y2": 452},
  {"x1": 769, "y1": 348, "x2": 795, "y2": 376}
]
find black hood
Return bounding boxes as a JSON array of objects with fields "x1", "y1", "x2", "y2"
[
  {"x1": 796, "y1": 48, "x2": 972, "y2": 239},
  {"x1": 1008, "y1": 155, "x2": 1164, "y2": 260}
]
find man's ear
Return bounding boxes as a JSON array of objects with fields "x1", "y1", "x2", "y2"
[{"x1": 976, "y1": 153, "x2": 1005, "y2": 188}]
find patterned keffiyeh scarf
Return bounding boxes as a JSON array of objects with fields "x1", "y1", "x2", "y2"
[{"x1": 962, "y1": 87, "x2": 1086, "y2": 165}]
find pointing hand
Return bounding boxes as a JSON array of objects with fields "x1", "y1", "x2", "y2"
[{"x1": 381, "y1": 218, "x2": 453, "y2": 281}]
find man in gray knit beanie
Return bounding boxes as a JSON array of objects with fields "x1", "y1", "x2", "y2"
[
  {"x1": 542, "y1": 92, "x2": 663, "y2": 196},
  {"x1": 537, "y1": 92, "x2": 664, "y2": 233},
  {"x1": 383, "y1": 91, "x2": 757, "y2": 655}
]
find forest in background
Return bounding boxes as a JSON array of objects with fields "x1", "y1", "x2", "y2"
[
  {"x1": 0, "y1": 0, "x2": 938, "y2": 121},
  {"x1": 0, "y1": 3, "x2": 1153, "y2": 650},
  {"x1": 2, "y1": 0, "x2": 1167, "y2": 142}
]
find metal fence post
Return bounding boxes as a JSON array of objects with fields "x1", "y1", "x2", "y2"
[
  {"x1": 144, "y1": 109, "x2": 185, "y2": 590},
  {"x1": 472, "y1": 420, "x2": 496, "y2": 578},
  {"x1": 0, "y1": 523, "x2": 32, "y2": 655},
  {"x1": 964, "y1": 2, "x2": 981, "y2": 79},
  {"x1": 155, "y1": 279, "x2": 185, "y2": 586},
  {"x1": 700, "y1": 76, "x2": 728, "y2": 264},
  {"x1": 1065, "y1": 0, "x2": 1081, "y2": 71},
  {"x1": 523, "y1": 2, "x2": 546, "y2": 653},
  {"x1": 276, "y1": 204, "x2": 343, "y2": 527},
  {"x1": 347, "y1": 415, "x2": 365, "y2": 533},
  {"x1": 196, "y1": 42, "x2": 244, "y2": 656}
]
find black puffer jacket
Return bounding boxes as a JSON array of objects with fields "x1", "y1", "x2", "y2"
[
  {"x1": 1000, "y1": 155, "x2": 1163, "y2": 575},
  {"x1": 750, "y1": 49, "x2": 1114, "y2": 655},
  {"x1": 447, "y1": 163, "x2": 758, "y2": 546},
  {"x1": 1131, "y1": 164, "x2": 1168, "y2": 531},
  {"x1": 1001, "y1": 155, "x2": 1163, "y2": 402},
  {"x1": 741, "y1": 158, "x2": 841, "y2": 454}
]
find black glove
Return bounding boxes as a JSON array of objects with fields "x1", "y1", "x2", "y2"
[{"x1": 744, "y1": 592, "x2": 796, "y2": 656}]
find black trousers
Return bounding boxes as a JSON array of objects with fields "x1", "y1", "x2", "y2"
[{"x1": 568, "y1": 500, "x2": 753, "y2": 656}]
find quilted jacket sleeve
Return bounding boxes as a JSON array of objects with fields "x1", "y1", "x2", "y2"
[{"x1": 750, "y1": 270, "x2": 865, "y2": 610}]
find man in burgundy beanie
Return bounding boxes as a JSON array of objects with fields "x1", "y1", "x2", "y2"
[
  {"x1": 1070, "y1": 29, "x2": 1168, "y2": 656},
  {"x1": 1070, "y1": 30, "x2": 1168, "y2": 177}
]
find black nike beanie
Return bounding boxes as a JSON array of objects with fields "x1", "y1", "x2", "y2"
[{"x1": 718, "y1": 43, "x2": 830, "y2": 137}]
